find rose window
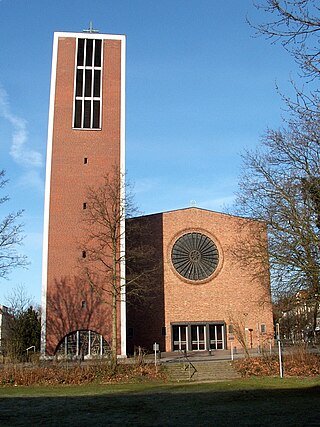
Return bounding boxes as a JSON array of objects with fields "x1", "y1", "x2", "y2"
[{"x1": 171, "y1": 232, "x2": 219, "y2": 281}]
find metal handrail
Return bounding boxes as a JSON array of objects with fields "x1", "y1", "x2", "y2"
[{"x1": 177, "y1": 350, "x2": 197, "y2": 380}]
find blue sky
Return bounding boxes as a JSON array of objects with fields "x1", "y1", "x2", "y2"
[{"x1": 0, "y1": 0, "x2": 300, "y2": 304}]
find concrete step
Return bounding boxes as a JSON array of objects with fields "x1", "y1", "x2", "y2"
[{"x1": 164, "y1": 360, "x2": 241, "y2": 382}]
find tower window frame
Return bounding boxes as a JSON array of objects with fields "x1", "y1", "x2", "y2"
[{"x1": 73, "y1": 38, "x2": 103, "y2": 130}]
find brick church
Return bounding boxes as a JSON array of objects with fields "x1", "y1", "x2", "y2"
[
  {"x1": 126, "y1": 208, "x2": 273, "y2": 354},
  {"x1": 41, "y1": 30, "x2": 273, "y2": 358}
]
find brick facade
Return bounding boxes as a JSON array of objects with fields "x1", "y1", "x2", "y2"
[
  {"x1": 127, "y1": 208, "x2": 274, "y2": 353},
  {"x1": 43, "y1": 32, "x2": 273, "y2": 358},
  {"x1": 42, "y1": 32, "x2": 125, "y2": 356}
]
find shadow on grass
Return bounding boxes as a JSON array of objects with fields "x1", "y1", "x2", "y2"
[{"x1": 0, "y1": 384, "x2": 319, "y2": 426}]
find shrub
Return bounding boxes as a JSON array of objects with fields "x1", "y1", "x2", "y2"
[
  {"x1": 234, "y1": 347, "x2": 320, "y2": 377},
  {"x1": 0, "y1": 361, "x2": 166, "y2": 386}
]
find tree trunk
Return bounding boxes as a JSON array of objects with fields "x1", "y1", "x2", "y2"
[{"x1": 111, "y1": 241, "x2": 117, "y2": 371}]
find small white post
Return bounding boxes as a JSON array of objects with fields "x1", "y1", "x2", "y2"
[
  {"x1": 278, "y1": 339, "x2": 283, "y2": 378},
  {"x1": 276, "y1": 323, "x2": 283, "y2": 378},
  {"x1": 153, "y1": 342, "x2": 159, "y2": 373},
  {"x1": 76, "y1": 331, "x2": 79, "y2": 357},
  {"x1": 88, "y1": 330, "x2": 91, "y2": 357},
  {"x1": 231, "y1": 341, "x2": 234, "y2": 361}
]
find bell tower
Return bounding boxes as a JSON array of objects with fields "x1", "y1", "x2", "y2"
[{"x1": 41, "y1": 31, "x2": 126, "y2": 357}]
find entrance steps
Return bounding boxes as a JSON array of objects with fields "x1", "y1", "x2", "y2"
[{"x1": 164, "y1": 359, "x2": 241, "y2": 382}]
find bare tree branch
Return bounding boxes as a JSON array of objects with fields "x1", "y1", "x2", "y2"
[
  {"x1": 0, "y1": 170, "x2": 28, "y2": 279},
  {"x1": 234, "y1": 97, "x2": 320, "y2": 334},
  {"x1": 79, "y1": 168, "x2": 155, "y2": 362},
  {"x1": 250, "y1": 1, "x2": 320, "y2": 79}
]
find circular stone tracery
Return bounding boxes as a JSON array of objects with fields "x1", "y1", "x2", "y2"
[{"x1": 171, "y1": 232, "x2": 219, "y2": 281}]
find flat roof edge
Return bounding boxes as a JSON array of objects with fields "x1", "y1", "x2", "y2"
[{"x1": 53, "y1": 31, "x2": 126, "y2": 40}]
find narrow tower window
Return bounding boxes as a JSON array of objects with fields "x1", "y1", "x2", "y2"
[{"x1": 74, "y1": 38, "x2": 102, "y2": 129}]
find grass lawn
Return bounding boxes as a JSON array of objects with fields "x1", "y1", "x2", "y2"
[{"x1": 0, "y1": 377, "x2": 319, "y2": 426}]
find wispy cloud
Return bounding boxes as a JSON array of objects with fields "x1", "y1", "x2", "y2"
[
  {"x1": 16, "y1": 169, "x2": 44, "y2": 192},
  {"x1": 134, "y1": 177, "x2": 161, "y2": 195},
  {"x1": 0, "y1": 85, "x2": 43, "y2": 168}
]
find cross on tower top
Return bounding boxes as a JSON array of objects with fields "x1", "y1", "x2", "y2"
[{"x1": 83, "y1": 21, "x2": 99, "y2": 33}]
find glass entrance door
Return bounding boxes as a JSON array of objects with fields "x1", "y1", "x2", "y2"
[
  {"x1": 191, "y1": 325, "x2": 206, "y2": 350},
  {"x1": 209, "y1": 324, "x2": 225, "y2": 349},
  {"x1": 172, "y1": 325, "x2": 188, "y2": 351},
  {"x1": 172, "y1": 323, "x2": 226, "y2": 352}
]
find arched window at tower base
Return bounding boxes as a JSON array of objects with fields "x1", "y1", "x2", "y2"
[{"x1": 55, "y1": 330, "x2": 111, "y2": 359}]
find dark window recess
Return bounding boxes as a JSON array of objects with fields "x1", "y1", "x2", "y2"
[
  {"x1": 81, "y1": 301, "x2": 86, "y2": 309},
  {"x1": 83, "y1": 100, "x2": 91, "y2": 128},
  {"x1": 77, "y1": 39, "x2": 85, "y2": 66},
  {"x1": 261, "y1": 324, "x2": 266, "y2": 334},
  {"x1": 93, "y1": 101, "x2": 100, "y2": 128},
  {"x1": 74, "y1": 100, "x2": 82, "y2": 128},
  {"x1": 76, "y1": 69, "x2": 83, "y2": 97},
  {"x1": 83, "y1": 157, "x2": 88, "y2": 164},
  {"x1": 82, "y1": 251, "x2": 86, "y2": 258},
  {"x1": 83, "y1": 202, "x2": 87, "y2": 209},
  {"x1": 93, "y1": 70, "x2": 101, "y2": 97},
  {"x1": 85, "y1": 39, "x2": 93, "y2": 66},
  {"x1": 128, "y1": 327, "x2": 134, "y2": 339},
  {"x1": 94, "y1": 39, "x2": 102, "y2": 66},
  {"x1": 161, "y1": 326, "x2": 166, "y2": 336},
  {"x1": 84, "y1": 69, "x2": 92, "y2": 97}
]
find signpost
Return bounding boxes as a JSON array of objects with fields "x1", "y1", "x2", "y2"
[
  {"x1": 153, "y1": 343, "x2": 159, "y2": 370},
  {"x1": 276, "y1": 323, "x2": 283, "y2": 378},
  {"x1": 229, "y1": 336, "x2": 234, "y2": 360}
]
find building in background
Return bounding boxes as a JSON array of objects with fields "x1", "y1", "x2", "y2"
[
  {"x1": 276, "y1": 291, "x2": 320, "y2": 344},
  {"x1": 41, "y1": 31, "x2": 126, "y2": 358}
]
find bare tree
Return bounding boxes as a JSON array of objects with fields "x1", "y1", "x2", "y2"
[
  {"x1": 246, "y1": 1, "x2": 320, "y2": 339},
  {"x1": 79, "y1": 169, "x2": 137, "y2": 363},
  {"x1": 229, "y1": 316, "x2": 250, "y2": 358},
  {"x1": 3, "y1": 285, "x2": 40, "y2": 362},
  {"x1": 0, "y1": 170, "x2": 28, "y2": 279},
  {"x1": 235, "y1": 101, "x2": 320, "y2": 335},
  {"x1": 251, "y1": 0, "x2": 320, "y2": 79},
  {"x1": 5, "y1": 284, "x2": 33, "y2": 316}
]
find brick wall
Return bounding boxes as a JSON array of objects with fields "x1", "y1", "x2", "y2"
[
  {"x1": 127, "y1": 207, "x2": 274, "y2": 353},
  {"x1": 45, "y1": 35, "x2": 123, "y2": 355}
]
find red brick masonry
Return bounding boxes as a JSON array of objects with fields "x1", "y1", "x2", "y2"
[{"x1": 126, "y1": 207, "x2": 273, "y2": 353}]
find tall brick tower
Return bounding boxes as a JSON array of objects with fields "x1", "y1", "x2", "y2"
[{"x1": 41, "y1": 31, "x2": 126, "y2": 357}]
